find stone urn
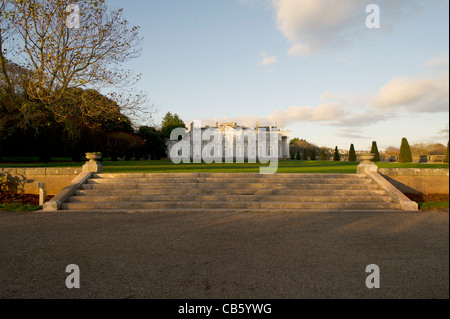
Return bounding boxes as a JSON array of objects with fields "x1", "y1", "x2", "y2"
[
  {"x1": 86, "y1": 152, "x2": 102, "y2": 162},
  {"x1": 357, "y1": 153, "x2": 377, "y2": 174},
  {"x1": 83, "y1": 152, "x2": 103, "y2": 173},
  {"x1": 360, "y1": 153, "x2": 375, "y2": 163}
]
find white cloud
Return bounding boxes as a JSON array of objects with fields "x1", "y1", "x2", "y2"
[
  {"x1": 422, "y1": 54, "x2": 449, "y2": 69},
  {"x1": 335, "y1": 112, "x2": 393, "y2": 127},
  {"x1": 336, "y1": 128, "x2": 370, "y2": 139},
  {"x1": 267, "y1": 103, "x2": 345, "y2": 126},
  {"x1": 199, "y1": 100, "x2": 349, "y2": 129},
  {"x1": 199, "y1": 100, "x2": 388, "y2": 130},
  {"x1": 287, "y1": 43, "x2": 318, "y2": 57},
  {"x1": 271, "y1": 0, "x2": 438, "y2": 57},
  {"x1": 373, "y1": 72, "x2": 449, "y2": 113},
  {"x1": 259, "y1": 56, "x2": 278, "y2": 66},
  {"x1": 273, "y1": 0, "x2": 369, "y2": 56},
  {"x1": 198, "y1": 63, "x2": 448, "y2": 130}
]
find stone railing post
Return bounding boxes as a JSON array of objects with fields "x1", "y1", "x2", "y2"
[
  {"x1": 82, "y1": 152, "x2": 103, "y2": 173},
  {"x1": 37, "y1": 181, "x2": 47, "y2": 206},
  {"x1": 357, "y1": 153, "x2": 418, "y2": 211},
  {"x1": 357, "y1": 153, "x2": 378, "y2": 174}
]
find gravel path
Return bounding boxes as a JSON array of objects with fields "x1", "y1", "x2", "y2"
[{"x1": 0, "y1": 209, "x2": 448, "y2": 299}]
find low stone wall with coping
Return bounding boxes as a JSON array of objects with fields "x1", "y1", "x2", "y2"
[
  {"x1": 0, "y1": 167, "x2": 82, "y2": 195},
  {"x1": 379, "y1": 168, "x2": 449, "y2": 195},
  {"x1": 2, "y1": 165, "x2": 448, "y2": 198}
]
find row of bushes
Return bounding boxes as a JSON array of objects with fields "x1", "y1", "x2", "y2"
[
  {"x1": 290, "y1": 147, "x2": 344, "y2": 161},
  {"x1": 290, "y1": 138, "x2": 449, "y2": 163}
]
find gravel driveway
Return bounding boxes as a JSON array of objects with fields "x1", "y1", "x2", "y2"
[{"x1": 0, "y1": 209, "x2": 448, "y2": 299}]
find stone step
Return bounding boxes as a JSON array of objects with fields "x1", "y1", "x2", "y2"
[
  {"x1": 58, "y1": 208, "x2": 405, "y2": 213},
  {"x1": 75, "y1": 188, "x2": 388, "y2": 197},
  {"x1": 68, "y1": 194, "x2": 393, "y2": 203},
  {"x1": 86, "y1": 177, "x2": 374, "y2": 185},
  {"x1": 94, "y1": 173, "x2": 368, "y2": 179},
  {"x1": 80, "y1": 182, "x2": 379, "y2": 190},
  {"x1": 61, "y1": 201, "x2": 401, "y2": 210},
  {"x1": 58, "y1": 173, "x2": 405, "y2": 212}
]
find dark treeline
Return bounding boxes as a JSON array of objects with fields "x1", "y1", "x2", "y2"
[
  {"x1": 0, "y1": 108, "x2": 168, "y2": 162},
  {"x1": 0, "y1": 69, "x2": 169, "y2": 162},
  {"x1": 0, "y1": 73, "x2": 184, "y2": 162}
]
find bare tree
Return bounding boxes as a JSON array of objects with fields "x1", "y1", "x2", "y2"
[
  {"x1": 439, "y1": 123, "x2": 449, "y2": 136},
  {"x1": 0, "y1": 0, "x2": 25, "y2": 141},
  {"x1": 2, "y1": 0, "x2": 146, "y2": 126},
  {"x1": 410, "y1": 142, "x2": 447, "y2": 156},
  {"x1": 0, "y1": 0, "x2": 18, "y2": 102},
  {"x1": 385, "y1": 146, "x2": 399, "y2": 157}
]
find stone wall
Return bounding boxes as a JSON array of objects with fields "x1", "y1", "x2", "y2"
[
  {"x1": 1, "y1": 167, "x2": 82, "y2": 195},
  {"x1": 379, "y1": 168, "x2": 449, "y2": 195},
  {"x1": 2, "y1": 166, "x2": 449, "y2": 197}
]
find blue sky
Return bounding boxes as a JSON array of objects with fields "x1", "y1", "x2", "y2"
[{"x1": 107, "y1": 0, "x2": 449, "y2": 151}]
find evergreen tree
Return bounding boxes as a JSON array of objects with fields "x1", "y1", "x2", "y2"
[
  {"x1": 320, "y1": 149, "x2": 327, "y2": 161},
  {"x1": 370, "y1": 141, "x2": 381, "y2": 162},
  {"x1": 290, "y1": 152, "x2": 295, "y2": 160},
  {"x1": 348, "y1": 144, "x2": 357, "y2": 162},
  {"x1": 296, "y1": 150, "x2": 301, "y2": 160},
  {"x1": 311, "y1": 149, "x2": 317, "y2": 160},
  {"x1": 399, "y1": 138, "x2": 413, "y2": 163},
  {"x1": 138, "y1": 126, "x2": 167, "y2": 160},
  {"x1": 161, "y1": 112, "x2": 186, "y2": 138},
  {"x1": 333, "y1": 146, "x2": 340, "y2": 161},
  {"x1": 302, "y1": 149, "x2": 308, "y2": 160}
]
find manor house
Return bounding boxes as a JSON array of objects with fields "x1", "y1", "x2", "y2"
[{"x1": 166, "y1": 122, "x2": 291, "y2": 160}]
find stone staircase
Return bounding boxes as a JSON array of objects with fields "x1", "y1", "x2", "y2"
[{"x1": 60, "y1": 173, "x2": 403, "y2": 212}]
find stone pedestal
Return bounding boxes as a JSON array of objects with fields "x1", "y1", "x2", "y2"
[
  {"x1": 357, "y1": 154, "x2": 378, "y2": 174},
  {"x1": 82, "y1": 153, "x2": 103, "y2": 173},
  {"x1": 37, "y1": 181, "x2": 47, "y2": 206},
  {"x1": 82, "y1": 161, "x2": 103, "y2": 173}
]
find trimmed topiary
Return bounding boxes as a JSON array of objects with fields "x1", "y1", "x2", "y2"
[
  {"x1": 348, "y1": 144, "x2": 356, "y2": 162},
  {"x1": 302, "y1": 149, "x2": 308, "y2": 161},
  {"x1": 399, "y1": 137, "x2": 413, "y2": 163},
  {"x1": 370, "y1": 141, "x2": 380, "y2": 162},
  {"x1": 311, "y1": 149, "x2": 317, "y2": 160},
  {"x1": 333, "y1": 146, "x2": 340, "y2": 161},
  {"x1": 321, "y1": 149, "x2": 327, "y2": 161}
]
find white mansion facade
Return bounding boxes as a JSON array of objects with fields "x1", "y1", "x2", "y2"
[{"x1": 166, "y1": 122, "x2": 291, "y2": 161}]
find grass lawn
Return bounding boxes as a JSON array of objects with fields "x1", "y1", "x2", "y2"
[
  {"x1": 0, "y1": 203, "x2": 41, "y2": 212},
  {"x1": 0, "y1": 161, "x2": 81, "y2": 168},
  {"x1": 376, "y1": 162, "x2": 449, "y2": 169},
  {"x1": 0, "y1": 159, "x2": 449, "y2": 173},
  {"x1": 418, "y1": 202, "x2": 449, "y2": 211},
  {"x1": 101, "y1": 160, "x2": 364, "y2": 174}
]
